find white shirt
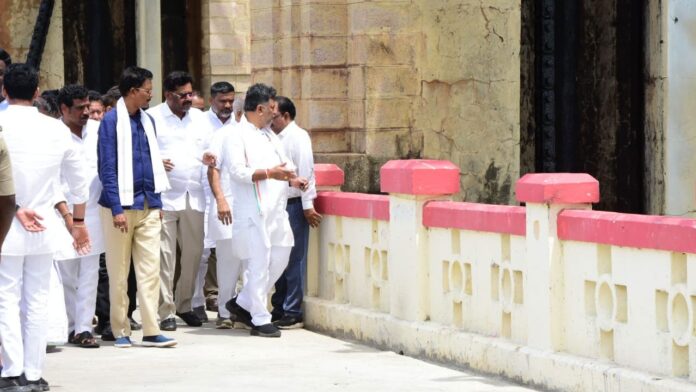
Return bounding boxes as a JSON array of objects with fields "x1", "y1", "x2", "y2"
[
  {"x1": 0, "y1": 105, "x2": 88, "y2": 256},
  {"x1": 147, "y1": 103, "x2": 210, "y2": 212},
  {"x1": 222, "y1": 115, "x2": 294, "y2": 253},
  {"x1": 277, "y1": 121, "x2": 317, "y2": 210},
  {"x1": 56, "y1": 120, "x2": 104, "y2": 258}
]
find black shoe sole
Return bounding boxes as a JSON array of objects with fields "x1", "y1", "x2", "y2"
[
  {"x1": 160, "y1": 324, "x2": 177, "y2": 331},
  {"x1": 250, "y1": 329, "x2": 281, "y2": 338}
]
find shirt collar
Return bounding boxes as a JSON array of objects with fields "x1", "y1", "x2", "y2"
[
  {"x1": 207, "y1": 109, "x2": 230, "y2": 126},
  {"x1": 277, "y1": 121, "x2": 297, "y2": 139},
  {"x1": 162, "y1": 102, "x2": 190, "y2": 121}
]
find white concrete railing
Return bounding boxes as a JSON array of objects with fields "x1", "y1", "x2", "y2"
[{"x1": 305, "y1": 160, "x2": 696, "y2": 392}]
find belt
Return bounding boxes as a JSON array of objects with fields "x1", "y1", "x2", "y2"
[{"x1": 287, "y1": 197, "x2": 302, "y2": 205}]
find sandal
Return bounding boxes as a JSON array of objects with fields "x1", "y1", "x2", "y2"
[{"x1": 74, "y1": 331, "x2": 99, "y2": 348}]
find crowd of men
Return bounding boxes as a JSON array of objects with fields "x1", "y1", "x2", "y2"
[{"x1": 0, "y1": 48, "x2": 320, "y2": 391}]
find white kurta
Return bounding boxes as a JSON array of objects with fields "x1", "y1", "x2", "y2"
[
  {"x1": 202, "y1": 109, "x2": 233, "y2": 246},
  {"x1": 0, "y1": 105, "x2": 89, "y2": 256},
  {"x1": 223, "y1": 116, "x2": 295, "y2": 255},
  {"x1": 55, "y1": 119, "x2": 104, "y2": 259},
  {"x1": 147, "y1": 104, "x2": 210, "y2": 212},
  {"x1": 277, "y1": 121, "x2": 317, "y2": 209}
]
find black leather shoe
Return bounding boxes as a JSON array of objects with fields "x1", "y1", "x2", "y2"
[
  {"x1": 273, "y1": 315, "x2": 304, "y2": 330},
  {"x1": 176, "y1": 311, "x2": 202, "y2": 327},
  {"x1": 225, "y1": 298, "x2": 253, "y2": 329},
  {"x1": 0, "y1": 375, "x2": 26, "y2": 392},
  {"x1": 19, "y1": 373, "x2": 49, "y2": 391},
  {"x1": 159, "y1": 317, "x2": 177, "y2": 331},
  {"x1": 251, "y1": 323, "x2": 281, "y2": 338},
  {"x1": 100, "y1": 323, "x2": 115, "y2": 342},
  {"x1": 205, "y1": 297, "x2": 218, "y2": 312},
  {"x1": 193, "y1": 306, "x2": 208, "y2": 323}
]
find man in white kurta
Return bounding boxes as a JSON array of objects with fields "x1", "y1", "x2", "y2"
[
  {"x1": 220, "y1": 83, "x2": 307, "y2": 338},
  {"x1": 0, "y1": 63, "x2": 89, "y2": 389},
  {"x1": 147, "y1": 71, "x2": 210, "y2": 330},
  {"x1": 192, "y1": 81, "x2": 235, "y2": 326},
  {"x1": 55, "y1": 84, "x2": 105, "y2": 348}
]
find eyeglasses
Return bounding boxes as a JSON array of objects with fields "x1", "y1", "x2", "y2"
[
  {"x1": 171, "y1": 91, "x2": 194, "y2": 99},
  {"x1": 135, "y1": 87, "x2": 153, "y2": 95}
]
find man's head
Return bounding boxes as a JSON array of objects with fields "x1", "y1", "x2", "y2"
[
  {"x1": 232, "y1": 96, "x2": 245, "y2": 122},
  {"x1": 87, "y1": 90, "x2": 105, "y2": 121},
  {"x1": 191, "y1": 91, "x2": 205, "y2": 110},
  {"x1": 102, "y1": 86, "x2": 121, "y2": 112},
  {"x1": 209, "y1": 81, "x2": 235, "y2": 121},
  {"x1": 163, "y1": 71, "x2": 194, "y2": 116},
  {"x1": 244, "y1": 83, "x2": 277, "y2": 128},
  {"x1": 271, "y1": 96, "x2": 296, "y2": 134},
  {"x1": 58, "y1": 84, "x2": 90, "y2": 129},
  {"x1": 0, "y1": 49, "x2": 12, "y2": 101},
  {"x1": 40, "y1": 90, "x2": 60, "y2": 118},
  {"x1": 119, "y1": 66, "x2": 153, "y2": 110},
  {"x1": 4, "y1": 63, "x2": 38, "y2": 102}
]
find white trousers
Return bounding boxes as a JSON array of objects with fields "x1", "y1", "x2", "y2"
[
  {"x1": 57, "y1": 254, "x2": 100, "y2": 334},
  {"x1": 192, "y1": 248, "x2": 211, "y2": 309},
  {"x1": 0, "y1": 254, "x2": 52, "y2": 381},
  {"x1": 236, "y1": 232, "x2": 291, "y2": 326},
  {"x1": 215, "y1": 239, "x2": 245, "y2": 318}
]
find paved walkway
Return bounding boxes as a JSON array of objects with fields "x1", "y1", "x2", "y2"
[{"x1": 44, "y1": 312, "x2": 539, "y2": 391}]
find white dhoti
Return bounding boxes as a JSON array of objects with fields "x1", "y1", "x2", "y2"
[{"x1": 0, "y1": 254, "x2": 53, "y2": 380}]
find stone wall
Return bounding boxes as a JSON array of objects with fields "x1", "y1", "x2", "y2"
[
  {"x1": 201, "y1": 0, "x2": 252, "y2": 97},
  {"x1": 0, "y1": 0, "x2": 64, "y2": 89},
  {"x1": 249, "y1": 0, "x2": 521, "y2": 203}
]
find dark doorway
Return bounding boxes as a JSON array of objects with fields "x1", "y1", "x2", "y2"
[
  {"x1": 161, "y1": 0, "x2": 202, "y2": 89},
  {"x1": 521, "y1": 0, "x2": 646, "y2": 213},
  {"x1": 62, "y1": 0, "x2": 136, "y2": 93}
]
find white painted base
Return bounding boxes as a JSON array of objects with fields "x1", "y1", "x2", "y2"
[{"x1": 305, "y1": 297, "x2": 695, "y2": 392}]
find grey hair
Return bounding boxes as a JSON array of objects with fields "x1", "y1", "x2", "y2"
[{"x1": 232, "y1": 96, "x2": 245, "y2": 113}]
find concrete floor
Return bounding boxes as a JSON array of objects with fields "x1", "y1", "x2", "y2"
[{"x1": 43, "y1": 312, "x2": 539, "y2": 392}]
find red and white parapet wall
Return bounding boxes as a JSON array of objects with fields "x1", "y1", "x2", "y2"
[{"x1": 307, "y1": 161, "x2": 696, "y2": 392}]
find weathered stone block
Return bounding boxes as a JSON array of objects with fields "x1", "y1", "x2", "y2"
[
  {"x1": 300, "y1": 36, "x2": 347, "y2": 66},
  {"x1": 279, "y1": 37, "x2": 301, "y2": 65},
  {"x1": 306, "y1": 99, "x2": 349, "y2": 129},
  {"x1": 348, "y1": 2, "x2": 417, "y2": 35},
  {"x1": 310, "y1": 129, "x2": 351, "y2": 153},
  {"x1": 250, "y1": 39, "x2": 276, "y2": 68},
  {"x1": 347, "y1": 66, "x2": 365, "y2": 99},
  {"x1": 301, "y1": 68, "x2": 348, "y2": 99},
  {"x1": 365, "y1": 66, "x2": 419, "y2": 97},
  {"x1": 365, "y1": 128, "x2": 416, "y2": 159},
  {"x1": 348, "y1": 99, "x2": 365, "y2": 130},
  {"x1": 279, "y1": 4, "x2": 301, "y2": 37},
  {"x1": 348, "y1": 33, "x2": 419, "y2": 66},
  {"x1": 301, "y1": 3, "x2": 347, "y2": 36},
  {"x1": 365, "y1": 97, "x2": 412, "y2": 129}
]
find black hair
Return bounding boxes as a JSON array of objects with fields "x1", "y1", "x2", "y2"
[
  {"x1": 58, "y1": 84, "x2": 89, "y2": 108},
  {"x1": 210, "y1": 81, "x2": 234, "y2": 97},
  {"x1": 118, "y1": 66, "x2": 153, "y2": 96},
  {"x1": 244, "y1": 83, "x2": 277, "y2": 112},
  {"x1": 40, "y1": 89, "x2": 60, "y2": 117},
  {"x1": 88, "y1": 90, "x2": 102, "y2": 102},
  {"x1": 163, "y1": 71, "x2": 193, "y2": 92},
  {"x1": 4, "y1": 63, "x2": 38, "y2": 101},
  {"x1": 274, "y1": 96, "x2": 296, "y2": 120},
  {"x1": 102, "y1": 85, "x2": 121, "y2": 107},
  {"x1": 0, "y1": 49, "x2": 11, "y2": 66}
]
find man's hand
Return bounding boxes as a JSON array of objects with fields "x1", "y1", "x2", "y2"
[
  {"x1": 163, "y1": 159, "x2": 175, "y2": 172},
  {"x1": 269, "y1": 162, "x2": 296, "y2": 181},
  {"x1": 216, "y1": 197, "x2": 232, "y2": 225},
  {"x1": 113, "y1": 213, "x2": 128, "y2": 233},
  {"x1": 16, "y1": 208, "x2": 45, "y2": 232},
  {"x1": 202, "y1": 152, "x2": 217, "y2": 167},
  {"x1": 63, "y1": 213, "x2": 74, "y2": 232},
  {"x1": 290, "y1": 177, "x2": 309, "y2": 191},
  {"x1": 304, "y1": 208, "x2": 322, "y2": 228},
  {"x1": 71, "y1": 225, "x2": 91, "y2": 255}
]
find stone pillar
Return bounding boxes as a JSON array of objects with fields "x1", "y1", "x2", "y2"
[
  {"x1": 202, "y1": 0, "x2": 251, "y2": 96},
  {"x1": 516, "y1": 173, "x2": 599, "y2": 350},
  {"x1": 380, "y1": 160, "x2": 459, "y2": 321},
  {"x1": 136, "y1": 0, "x2": 162, "y2": 104},
  {"x1": 0, "y1": 0, "x2": 64, "y2": 89},
  {"x1": 645, "y1": 1, "x2": 696, "y2": 216}
]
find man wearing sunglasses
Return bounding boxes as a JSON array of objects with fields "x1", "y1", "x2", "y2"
[{"x1": 147, "y1": 71, "x2": 210, "y2": 331}]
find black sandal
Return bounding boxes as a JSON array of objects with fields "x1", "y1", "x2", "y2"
[{"x1": 74, "y1": 331, "x2": 99, "y2": 348}]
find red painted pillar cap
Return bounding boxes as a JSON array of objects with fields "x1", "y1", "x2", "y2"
[
  {"x1": 380, "y1": 160, "x2": 460, "y2": 195},
  {"x1": 516, "y1": 173, "x2": 600, "y2": 204},
  {"x1": 315, "y1": 163, "x2": 344, "y2": 187}
]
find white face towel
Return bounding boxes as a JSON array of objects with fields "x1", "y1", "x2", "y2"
[{"x1": 115, "y1": 97, "x2": 170, "y2": 206}]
